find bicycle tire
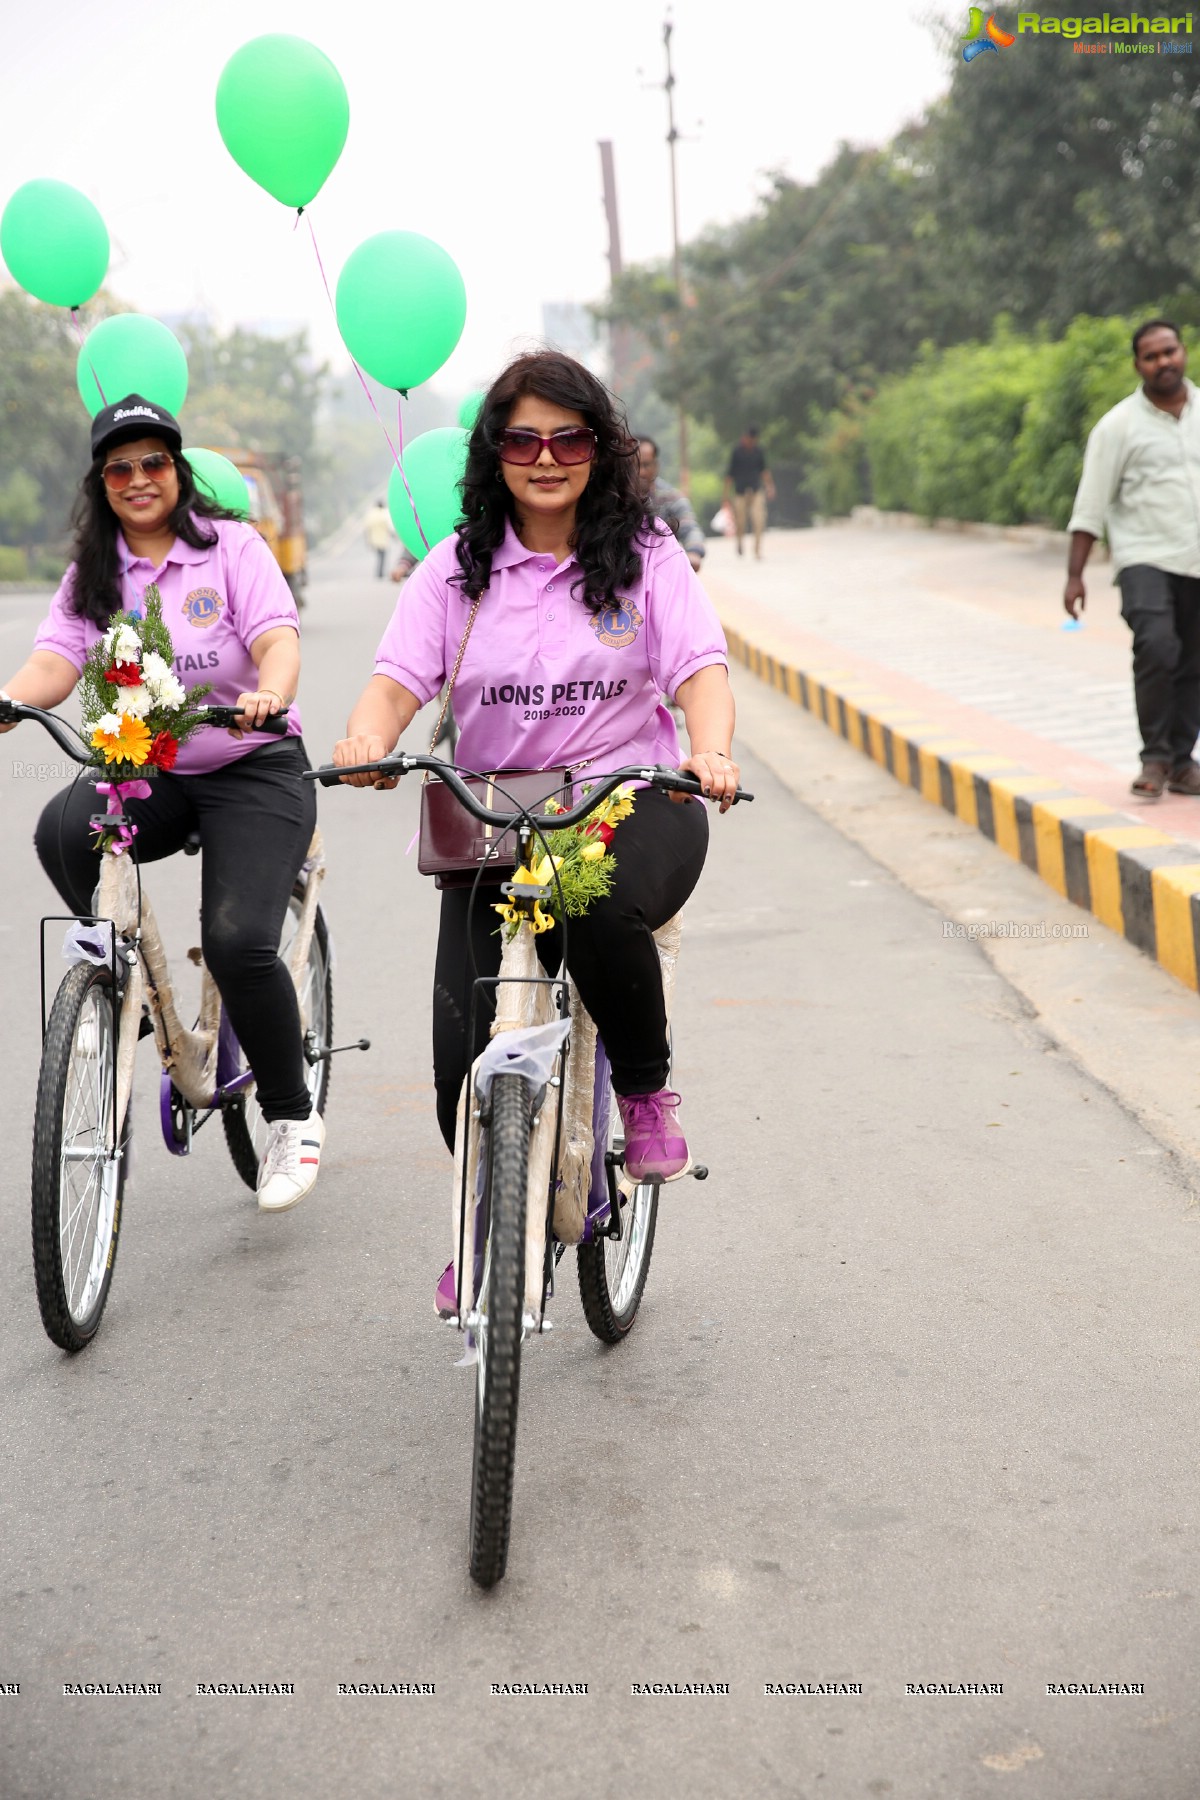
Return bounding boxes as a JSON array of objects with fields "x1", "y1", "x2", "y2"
[
  {"x1": 31, "y1": 962, "x2": 130, "y2": 1351},
  {"x1": 223, "y1": 881, "x2": 333, "y2": 1191},
  {"x1": 576, "y1": 1084, "x2": 659, "y2": 1343},
  {"x1": 468, "y1": 1072, "x2": 530, "y2": 1588}
]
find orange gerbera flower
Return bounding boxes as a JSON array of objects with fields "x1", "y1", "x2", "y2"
[{"x1": 91, "y1": 714, "x2": 152, "y2": 767}]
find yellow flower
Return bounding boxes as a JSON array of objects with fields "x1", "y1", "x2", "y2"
[
  {"x1": 590, "y1": 784, "x2": 636, "y2": 830},
  {"x1": 513, "y1": 854, "x2": 562, "y2": 889},
  {"x1": 578, "y1": 840, "x2": 605, "y2": 862},
  {"x1": 91, "y1": 713, "x2": 152, "y2": 766},
  {"x1": 492, "y1": 855, "x2": 563, "y2": 933}
]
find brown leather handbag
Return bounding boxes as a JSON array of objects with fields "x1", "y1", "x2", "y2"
[
  {"x1": 415, "y1": 594, "x2": 572, "y2": 889},
  {"x1": 418, "y1": 766, "x2": 573, "y2": 888}
]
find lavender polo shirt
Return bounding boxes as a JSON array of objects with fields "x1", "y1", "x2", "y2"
[
  {"x1": 34, "y1": 518, "x2": 303, "y2": 774},
  {"x1": 374, "y1": 521, "x2": 728, "y2": 782}
]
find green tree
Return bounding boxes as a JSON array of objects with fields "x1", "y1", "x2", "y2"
[
  {"x1": 0, "y1": 469, "x2": 42, "y2": 543},
  {"x1": 0, "y1": 291, "x2": 91, "y2": 549},
  {"x1": 603, "y1": 25, "x2": 1200, "y2": 503}
]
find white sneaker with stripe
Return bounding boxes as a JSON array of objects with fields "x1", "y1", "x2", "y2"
[{"x1": 257, "y1": 1114, "x2": 325, "y2": 1213}]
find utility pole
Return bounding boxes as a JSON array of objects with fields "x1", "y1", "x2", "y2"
[
  {"x1": 597, "y1": 140, "x2": 632, "y2": 396},
  {"x1": 662, "y1": 15, "x2": 689, "y2": 494}
]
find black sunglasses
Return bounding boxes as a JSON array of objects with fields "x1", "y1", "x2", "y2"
[{"x1": 495, "y1": 427, "x2": 598, "y2": 467}]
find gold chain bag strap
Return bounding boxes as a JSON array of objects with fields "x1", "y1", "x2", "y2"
[{"x1": 416, "y1": 596, "x2": 572, "y2": 889}]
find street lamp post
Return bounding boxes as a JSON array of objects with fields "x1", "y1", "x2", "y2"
[{"x1": 663, "y1": 16, "x2": 689, "y2": 495}]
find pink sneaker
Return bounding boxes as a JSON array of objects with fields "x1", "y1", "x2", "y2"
[{"x1": 617, "y1": 1088, "x2": 688, "y2": 1181}]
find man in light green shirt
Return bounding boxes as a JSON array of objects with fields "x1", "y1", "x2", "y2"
[{"x1": 1065, "y1": 319, "x2": 1200, "y2": 798}]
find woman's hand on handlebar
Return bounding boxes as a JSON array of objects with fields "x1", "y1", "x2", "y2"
[
  {"x1": 332, "y1": 734, "x2": 400, "y2": 789},
  {"x1": 231, "y1": 689, "x2": 286, "y2": 737},
  {"x1": 676, "y1": 748, "x2": 741, "y2": 814}
]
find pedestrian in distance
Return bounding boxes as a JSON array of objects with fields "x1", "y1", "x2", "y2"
[
  {"x1": 1065, "y1": 319, "x2": 1200, "y2": 798},
  {"x1": 365, "y1": 498, "x2": 392, "y2": 579},
  {"x1": 333, "y1": 348, "x2": 739, "y2": 1205},
  {"x1": 721, "y1": 426, "x2": 776, "y2": 559},
  {"x1": 390, "y1": 546, "x2": 418, "y2": 585},
  {"x1": 635, "y1": 436, "x2": 706, "y2": 571},
  {"x1": 0, "y1": 395, "x2": 325, "y2": 1210}
]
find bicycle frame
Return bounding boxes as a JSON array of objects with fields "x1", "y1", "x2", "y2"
[{"x1": 9, "y1": 700, "x2": 327, "y2": 1146}]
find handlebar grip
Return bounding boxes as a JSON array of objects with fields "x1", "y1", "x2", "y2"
[
  {"x1": 311, "y1": 765, "x2": 344, "y2": 787},
  {"x1": 253, "y1": 709, "x2": 290, "y2": 736}
]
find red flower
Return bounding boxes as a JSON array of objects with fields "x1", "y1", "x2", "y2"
[
  {"x1": 105, "y1": 662, "x2": 143, "y2": 688},
  {"x1": 595, "y1": 821, "x2": 615, "y2": 846},
  {"x1": 146, "y1": 731, "x2": 178, "y2": 771}
]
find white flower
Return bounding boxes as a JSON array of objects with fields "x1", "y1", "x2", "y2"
[
  {"x1": 147, "y1": 669, "x2": 186, "y2": 711},
  {"x1": 109, "y1": 625, "x2": 141, "y2": 667},
  {"x1": 95, "y1": 710, "x2": 123, "y2": 737},
  {"x1": 118, "y1": 684, "x2": 153, "y2": 718},
  {"x1": 142, "y1": 651, "x2": 182, "y2": 706}
]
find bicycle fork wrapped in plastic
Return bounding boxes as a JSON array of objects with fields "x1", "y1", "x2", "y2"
[{"x1": 451, "y1": 911, "x2": 683, "y2": 1325}]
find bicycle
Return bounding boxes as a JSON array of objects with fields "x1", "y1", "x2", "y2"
[
  {"x1": 1, "y1": 698, "x2": 367, "y2": 1353},
  {"x1": 310, "y1": 750, "x2": 751, "y2": 1586}
]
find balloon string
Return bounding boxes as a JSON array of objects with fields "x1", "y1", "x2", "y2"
[
  {"x1": 70, "y1": 308, "x2": 107, "y2": 408},
  {"x1": 396, "y1": 394, "x2": 430, "y2": 554},
  {"x1": 301, "y1": 212, "x2": 429, "y2": 553}
]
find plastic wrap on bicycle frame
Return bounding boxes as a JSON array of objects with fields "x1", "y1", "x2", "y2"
[
  {"x1": 61, "y1": 920, "x2": 113, "y2": 968},
  {"x1": 472, "y1": 1017, "x2": 570, "y2": 1102}
]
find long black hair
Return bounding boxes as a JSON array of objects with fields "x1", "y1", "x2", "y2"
[
  {"x1": 454, "y1": 350, "x2": 661, "y2": 610},
  {"x1": 68, "y1": 453, "x2": 246, "y2": 627}
]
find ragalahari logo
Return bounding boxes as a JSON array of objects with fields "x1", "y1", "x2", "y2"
[{"x1": 962, "y1": 8, "x2": 1018, "y2": 58}]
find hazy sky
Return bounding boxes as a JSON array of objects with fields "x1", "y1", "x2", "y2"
[{"x1": 3, "y1": 0, "x2": 952, "y2": 403}]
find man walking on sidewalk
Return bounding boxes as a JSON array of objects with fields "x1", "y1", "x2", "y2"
[
  {"x1": 722, "y1": 427, "x2": 776, "y2": 559},
  {"x1": 1065, "y1": 319, "x2": 1200, "y2": 798},
  {"x1": 636, "y1": 436, "x2": 706, "y2": 571}
]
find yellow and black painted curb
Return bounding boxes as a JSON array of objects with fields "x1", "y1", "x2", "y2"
[{"x1": 726, "y1": 625, "x2": 1200, "y2": 994}]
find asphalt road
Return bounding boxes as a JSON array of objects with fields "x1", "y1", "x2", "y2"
[{"x1": 1, "y1": 543, "x2": 1198, "y2": 1799}]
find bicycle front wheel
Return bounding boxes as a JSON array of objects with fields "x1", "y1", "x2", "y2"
[
  {"x1": 223, "y1": 880, "x2": 333, "y2": 1191},
  {"x1": 468, "y1": 1072, "x2": 530, "y2": 1589},
  {"x1": 31, "y1": 962, "x2": 130, "y2": 1351},
  {"x1": 576, "y1": 1085, "x2": 659, "y2": 1343}
]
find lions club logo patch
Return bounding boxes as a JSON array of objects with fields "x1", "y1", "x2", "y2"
[
  {"x1": 590, "y1": 601, "x2": 644, "y2": 649},
  {"x1": 182, "y1": 587, "x2": 224, "y2": 630}
]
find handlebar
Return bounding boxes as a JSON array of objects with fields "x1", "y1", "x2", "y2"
[
  {"x1": 0, "y1": 699, "x2": 290, "y2": 763},
  {"x1": 303, "y1": 753, "x2": 753, "y2": 829}
]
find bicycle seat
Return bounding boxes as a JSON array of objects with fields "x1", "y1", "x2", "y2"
[{"x1": 182, "y1": 830, "x2": 202, "y2": 857}]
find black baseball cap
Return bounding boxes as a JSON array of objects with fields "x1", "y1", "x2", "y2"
[{"x1": 91, "y1": 394, "x2": 183, "y2": 460}]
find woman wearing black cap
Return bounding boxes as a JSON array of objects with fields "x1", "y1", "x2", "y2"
[{"x1": 0, "y1": 394, "x2": 325, "y2": 1211}]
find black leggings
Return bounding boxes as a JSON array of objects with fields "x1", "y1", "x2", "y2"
[
  {"x1": 432, "y1": 787, "x2": 709, "y2": 1151},
  {"x1": 34, "y1": 739, "x2": 317, "y2": 1122}
]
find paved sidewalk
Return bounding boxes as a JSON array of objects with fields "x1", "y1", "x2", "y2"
[
  {"x1": 707, "y1": 521, "x2": 1200, "y2": 992},
  {"x1": 704, "y1": 519, "x2": 1200, "y2": 837}
]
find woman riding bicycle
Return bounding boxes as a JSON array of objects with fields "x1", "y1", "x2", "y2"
[
  {"x1": 0, "y1": 394, "x2": 324, "y2": 1212},
  {"x1": 333, "y1": 349, "x2": 739, "y2": 1184}
]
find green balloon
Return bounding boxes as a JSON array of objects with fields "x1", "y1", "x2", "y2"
[
  {"x1": 336, "y1": 232, "x2": 466, "y2": 392},
  {"x1": 457, "y1": 390, "x2": 485, "y2": 430},
  {"x1": 387, "y1": 428, "x2": 469, "y2": 559},
  {"x1": 184, "y1": 448, "x2": 251, "y2": 519},
  {"x1": 216, "y1": 35, "x2": 349, "y2": 208},
  {"x1": 0, "y1": 179, "x2": 109, "y2": 308},
  {"x1": 76, "y1": 315, "x2": 188, "y2": 418}
]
